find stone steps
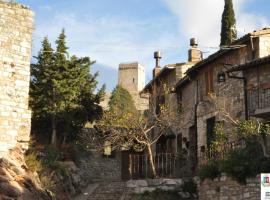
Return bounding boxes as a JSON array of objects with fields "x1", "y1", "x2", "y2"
[{"x1": 87, "y1": 181, "x2": 126, "y2": 200}]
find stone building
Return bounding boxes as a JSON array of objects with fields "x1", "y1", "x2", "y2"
[
  {"x1": 175, "y1": 28, "x2": 270, "y2": 167},
  {"x1": 227, "y1": 55, "x2": 270, "y2": 120},
  {"x1": 0, "y1": 1, "x2": 34, "y2": 155},
  {"x1": 118, "y1": 62, "x2": 148, "y2": 111},
  {"x1": 141, "y1": 40, "x2": 202, "y2": 155}
]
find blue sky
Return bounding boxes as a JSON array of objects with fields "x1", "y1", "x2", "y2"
[{"x1": 17, "y1": 0, "x2": 270, "y2": 91}]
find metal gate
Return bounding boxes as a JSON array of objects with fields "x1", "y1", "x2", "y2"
[{"x1": 128, "y1": 153, "x2": 179, "y2": 179}]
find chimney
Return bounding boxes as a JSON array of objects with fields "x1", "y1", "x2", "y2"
[
  {"x1": 188, "y1": 38, "x2": 202, "y2": 62},
  {"x1": 153, "y1": 51, "x2": 162, "y2": 78}
]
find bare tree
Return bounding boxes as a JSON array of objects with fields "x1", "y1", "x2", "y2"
[{"x1": 93, "y1": 102, "x2": 179, "y2": 177}]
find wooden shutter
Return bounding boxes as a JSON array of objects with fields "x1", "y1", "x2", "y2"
[
  {"x1": 205, "y1": 71, "x2": 209, "y2": 95},
  {"x1": 209, "y1": 68, "x2": 214, "y2": 93}
]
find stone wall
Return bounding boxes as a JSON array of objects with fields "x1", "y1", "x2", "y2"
[
  {"x1": 125, "y1": 178, "x2": 197, "y2": 199},
  {"x1": 259, "y1": 34, "x2": 270, "y2": 58},
  {"x1": 199, "y1": 175, "x2": 260, "y2": 200},
  {"x1": 0, "y1": 2, "x2": 34, "y2": 154},
  {"x1": 126, "y1": 179, "x2": 184, "y2": 193},
  {"x1": 124, "y1": 175, "x2": 260, "y2": 200}
]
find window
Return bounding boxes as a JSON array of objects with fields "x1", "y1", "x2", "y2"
[
  {"x1": 206, "y1": 117, "x2": 216, "y2": 148},
  {"x1": 133, "y1": 78, "x2": 135, "y2": 83},
  {"x1": 155, "y1": 95, "x2": 165, "y2": 115},
  {"x1": 205, "y1": 67, "x2": 214, "y2": 95},
  {"x1": 177, "y1": 133, "x2": 182, "y2": 153},
  {"x1": 177, "y1": 91, "x2": 183, "y2": 111}
]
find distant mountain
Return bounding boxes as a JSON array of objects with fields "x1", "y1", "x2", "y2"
[{"x1": 91, "y1": 63, "x2": 117, "y2": 92}]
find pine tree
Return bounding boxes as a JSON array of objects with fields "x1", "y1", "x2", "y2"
[
  {"x1": 30, "y1": 31, "x2": 104, "y2": 146},
  {"x1": 30, "y1": 37, "x2": 55, "y2": 119},
  {"x1": 220, "y1": 0, "x2": 237, "y2": 46},
  {"x1": 109, "y1": 85, "x2": 136, "y2": 114}
]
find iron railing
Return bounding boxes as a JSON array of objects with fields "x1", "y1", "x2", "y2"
[
  {"x1": 199, "y1": 139, "x2": 246, "y2": 165},
  {"x1": 128, "y1": 153, "x2": 183, "y2": 179},
  {"x1": 248, "y1": 88, "x2": 270, "y2": 115}
]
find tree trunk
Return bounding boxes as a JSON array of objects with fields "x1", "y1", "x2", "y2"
[
  {"x1": 61, "y1": 134, "x2": 67, "y2": 148},
  {"x1": 147, "y1": 144, "x2": 157, "y2": 178},
  {"x1": 51, "y1": 115, "x2": 57, "y2": 145}
]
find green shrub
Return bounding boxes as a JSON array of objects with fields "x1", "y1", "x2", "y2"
[
  {"x1": 67, "y1": 142, "x2": 91, "y2": 165},
  {"x1": 182, "y1": 180, "x2": 197, "y2": 194},
  {"x1": 42, "y1": 146, "x2": 61, "y2": 167},
  {"x1": 197, "y1": 160, "x2": 221, "y2": 181},
  {"x1": 260, "y1": 158, "x2": 270, "y2": 173},
  {"x1": 221, "y1": 147, "x2": 259, "y2": 184}
]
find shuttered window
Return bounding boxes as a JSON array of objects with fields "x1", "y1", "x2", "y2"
[{"x1": 205, "y1": 68, "x2": 214, "y2": 95}]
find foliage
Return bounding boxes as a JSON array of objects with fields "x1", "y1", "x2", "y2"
[
  {"x1": 182, "y1": 180, "x2": 197, "y2": 195},
  {"x1": 39, "y1": 146, "x2": 68, "y2": 178},
  {"x1": 221, "y1": 148, "x2": 259, "y2": 184},
  {"x1": 131, "y1": 189, "x2": 182, "y2": 200},
  {"x1": 197, "y1": 160, "x2": 221, "y2": 181},
  {"x1": 236, "y1": 120, "x2": 270, "y2": 138},
  {"x1": 109, "y1": 85, "x2": 137, "y2": 113},
  {"x1": 65, "y1": 141, "x2": 91, "y2": 165},
  {"x1": 39, "y1": 176, "x2": 56, "y2": 191},
  {"x1": 220, "y1": 0, "x2": 237, "y2": 46},
  {"x1": 208, "y1": 94, "x2": 270, "y2": 183},
  {"x1": 25, "y1": 152, "x2": 43, "y2": 173},
  {"x1": 30, "y1": 30, "x2": 105, "y2": 145},
  {"x1": 209, "y1": 122, "x2": 228, "y2": 156},
  {"x1": 94, "y1": 85, "x2": 176, "y2": 176}
]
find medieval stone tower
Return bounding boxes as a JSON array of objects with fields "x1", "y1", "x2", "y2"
[
  {"x1": 0, "y1": 1, "x2": 34, "y2": 155},
  {"x1": 118, "y1": 62, "x2": 148, "y2": 111}
]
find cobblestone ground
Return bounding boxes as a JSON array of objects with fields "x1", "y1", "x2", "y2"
[{"x1": 87, "y1": 181, "x2": 126, "y2": 200}]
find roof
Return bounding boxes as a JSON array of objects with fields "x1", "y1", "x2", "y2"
[
  {"x1": 227, "y1": 55, "x2": 270, "y2": 73},
  {"x1": 175, "y1": 27, "x2": 270, "y2": 89},
  {"x1": 175, "y1": 76, "x2": 190, "y2": 89},
  {"x1": 141, "y1": 63, "x2": 186, "y2": 93}
]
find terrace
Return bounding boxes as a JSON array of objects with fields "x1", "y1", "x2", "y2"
[{"x1": 248, "y1": 87, "x2": 270, "y2": 119}]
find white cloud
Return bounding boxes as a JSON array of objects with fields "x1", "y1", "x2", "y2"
[
  {"x1": 237, "y1": 13, "x2": 269, "y2": 34},
  {"x1": 163, "y1": 0, "x2": 269, "y2": 49},
  {"x1": 33, "y1": 13, "x2": 180, "y2": 72}
]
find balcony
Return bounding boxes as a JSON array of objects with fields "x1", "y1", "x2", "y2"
[{"x1": 248, "y1": 88, "x2": 270, "y2": 119}]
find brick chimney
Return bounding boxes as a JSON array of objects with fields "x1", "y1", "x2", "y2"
[
  {"x1": 153, "y1": 51, "x2": 161, "y2": 78},
  {"x1": 188, "y1": 38, "x2": 202, "y2": 63}
]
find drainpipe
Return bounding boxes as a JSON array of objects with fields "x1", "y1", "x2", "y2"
[
  {"x1": 194, "y1": 80, "x2": 199, "y2": 168},
  {"x1": 226, "y1": 72, "x2": 249, "y2": 120}
]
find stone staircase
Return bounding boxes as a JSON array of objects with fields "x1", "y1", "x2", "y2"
[{"x1": 87, "y1": 181, "x2": 126, "y2": 200}]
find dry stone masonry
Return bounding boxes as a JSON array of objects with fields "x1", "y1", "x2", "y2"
[
  {"x1": 199, "y1": 174, "x2": 260, "y2": 200},
  {"x1": 0, "y1": 1, "x2": 34, "y2": 155}
]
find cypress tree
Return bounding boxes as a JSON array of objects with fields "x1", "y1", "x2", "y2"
[
  {"x1": 220, "y1": 0, "x2": 237, "y2": 46},
  {"x1": 30, "y1": 37, "x2": 54, "y2": 120}
]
